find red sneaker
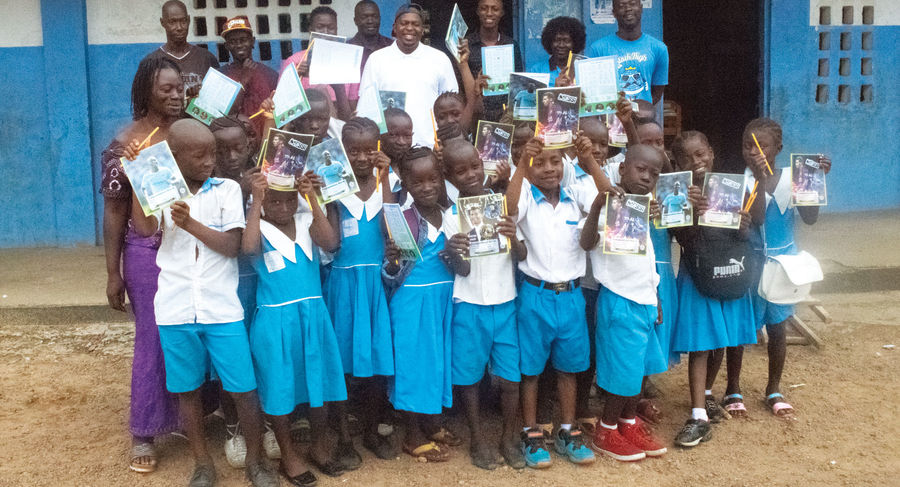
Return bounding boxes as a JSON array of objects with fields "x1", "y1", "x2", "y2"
[
  {"x1": 591, "y1": 426, "x2": 646, "y2": 462},
  {"x1": 618, "y1": 418, "x2": 668, "y2": 457}
]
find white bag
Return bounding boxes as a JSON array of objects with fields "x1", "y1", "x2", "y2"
[{"x1": 757, "y1": 251, "x2": 824, "y2": 304}]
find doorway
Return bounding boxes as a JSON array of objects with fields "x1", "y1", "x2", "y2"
[{"x1": 663, "y1": 1, "x2": 762, "y2": 172}]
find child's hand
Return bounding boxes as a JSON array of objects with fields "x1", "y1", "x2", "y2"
[
  {"x1": 615, "y1": 92, "x2": 633, "y2": 124},
  {"x1": 747, "y1": 151, "x2": 769, "y2": 179},
  {"x1": 433, "y1": 139, "x2": 444, "y2": 164},
  {"x1": 250, "y1": 172, "x2": 267, "y2": 204},
  {"x1": 384, "y1": 239, "x2": 401, "y2": 263},
  {"x1": 649, "y1": 199, "x2": 661, "y2": 221},
  {"x1": 373, "y1": 150, "x2": 391, "y2": 181},
  {"x1": 241, "y1": 166, "x2": 261, "y2": 197},
  {"x1": 436, "y1": 121, "x2": 462, "y2": 142},
  {"x1": 555, "y1": 66, "x2": 574, "y2": 87},
  {"x1": 688, "y1": 185, "x2": 708, "y2": 215},
  {"x1": 457, "y1": 38, "x2": 470, "y2": 64},
  {"x1": 186, "y1": 83, "x2": 202, "y2": 99},
  {"x1": 123, "y1": 139, "x2": 142, "y2": 161},
  {"x1": 258, "y1": 91, "x2": 275, "y2": 116},
  {"x1": 496, "y1": 215, "x2": 517, "y2": 240},
  {"x1": 574, "y1": 130, "x2": 594, "y2": 162},
  {"x1": 170, "y1": 201, "x2": 194, "y2": 229},
  {"x1": 519, "y1": 137, "x2": 543, "y2": 168},
  {"x1": 738, "y1": 210, "x2": 752, "y2": 232},
  {"x1": 295, "y1": 57, "x2": 309, "y2": 77},
  {"x1": 447, "y1": 233, "x2": 469, "y2": 256},
  {"x1": 494, "y1": 161, "x2": 511, "y2": 183},
  {"x1": 818, "y1": 154, "x2": 832, "y2": 175},
  {"x1": 474, "y1": 72, "x2": 490, "y2": 98}
]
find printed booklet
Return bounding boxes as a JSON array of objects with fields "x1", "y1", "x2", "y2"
[
  {"x1": 457, "y1": 193, "x2": 509, "y2": 258},
  {"x1": 481, "y1": 44, "x2": 515, "y2": 96},
  {"x1": 258, "y1": 128, "x2": 315, "y2": 191},
  {"x1": 383, "y1": 203, "x2": 422, "y2": 261},
  {"x1": 790, "y1": 153, "x2": 827, "y2": 206},
  {"x1": 120, "y1": 141, "x2": 191, "y2": 216},
  {"x1": 379, "y1": 90, "x2": 406, "y2": 112},
  {"x1": 307, "y1": 137, "x2": 359, "y2": 204},
  {"x1": 445, "y1": 3, "x2": 469, "y2": 62},
  {"x1": 186, "y1": 68, "x2": 241, "y2": 126},
  {"x1": 603, "y1": 193, "x2": 650, "y2": 256},
  {"x1": 536, "y1": 86, "x2": 580, "y2": 149},
  {"x1": 655, "y1": 171, "x2": 693, "y2": 228},
  {"x1": 474, "y1": 120, "x2": 514, "y2": 175},
  {"x1": 700, "y1": 172, "x2": 747, "y2": 229},
  {"x1": 574, "y1": 55, "x2": 619, "y2": 116},
  {"x1": 273, "y1": 66, "x2": 311, "y2": 128},
  {"x1": 508, "y1": 72, "x2": 549, "y2": 120}
]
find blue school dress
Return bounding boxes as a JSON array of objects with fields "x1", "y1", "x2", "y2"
[
  {"x1": 322, "y1": 197, "x2": 394, "y2": 378},
  {"x1": 387, "y1": 222, "x2": 454, "y2": 415},
  {"x1": 649, "y1": 225, "x2": 679, "y2": 365},
  {"x1": 249, "y1": 214, "x2": 347, "y2": 415}
]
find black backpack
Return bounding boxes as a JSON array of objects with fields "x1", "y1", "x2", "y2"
[{"x1": 683, "y1": 227, "x2": 762, "y2": 301}]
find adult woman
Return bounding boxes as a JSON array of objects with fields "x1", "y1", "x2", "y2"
[
  {"x1": 464, "y1": 0, "x2": 523, "y2": 121},
  {"x1": 101, "y1": 57, "x2": 184, "y2": 474},
  {"x1": 527, "y1": 16, "x2": 586, "y2": 87}
]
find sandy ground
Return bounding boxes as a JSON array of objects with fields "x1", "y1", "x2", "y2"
[{"x1": 0, "y1": 293, "x2": 898, "y2": 487}]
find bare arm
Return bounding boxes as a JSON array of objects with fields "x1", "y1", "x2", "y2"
[
  {"x1": 300, "y1": 173, "x2": 340, "y2": 252},
  {"x1": 615, "y1": 92, "x2": 640, "y2": 148},
  {"x1": 103, "y1": 198, "x2": 129, "y2": 311},
  {"x1": 331, "y1": 84, "x2": 353, "y2": 121},
  {"x1": 170, "y1": 200, "x2": 242, "y2": 258},
  {"x1": 241, "y1": 173, "x2": 267, "y2": 255},
  {"x1": 505, "y1": 137, "x2": 542, "y2": 215},
  {"x1": 574, "y1": 131, "x2": 613, "y2": 194},
  {"x1": 651, "y1": 85, "x2": 666, "y2": 106},
  {"x1": 443, "y1": 233, "x2": 471, "y2": 277},
  {"x1": 130, "y1": 192, "x2": 160, "y2": 237},
  {"x1": 580, "y1": 192, "x2": 606, "y2": 250}
]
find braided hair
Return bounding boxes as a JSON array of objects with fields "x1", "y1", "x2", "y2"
[
  {"x1": 341, "y1": 116, "x2": 380, "y2": 140},
  {"x1": 131, "y1": 57, "x2": 181, "y2": 121},
  {"x1": 209, "y1": 115, "x2": 250, "y2": 136},
  {"x1": 743, "y1": 117, "x2": 783, "y2": 147},
  {"x1": 398, "y1": 145, "x2": 437, "y2": 179}
]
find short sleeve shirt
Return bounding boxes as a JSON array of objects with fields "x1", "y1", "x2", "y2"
[
  {"x1": 442, "y1": 205, "x2": 516, "y2": 305},
  {"x1": 588, "y1": 33, "x2": 669, "y2": 103},
  {"x1": 143, "y1": 45, "x2": 219, "y2": 94}
]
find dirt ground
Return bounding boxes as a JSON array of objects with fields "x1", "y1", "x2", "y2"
[{"x1": 0, "y1": 293, "x2": 898, "y2": 487}]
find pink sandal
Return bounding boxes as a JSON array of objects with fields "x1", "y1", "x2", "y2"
[
  {"x1": 766, "y1": 393, "x2": 795, "y2": 417},
  {"x1": 721, "y1": 394, "x2": 748, "y2": 417}
]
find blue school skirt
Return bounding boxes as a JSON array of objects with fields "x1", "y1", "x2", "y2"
[
  {"x1": 654, "y1": 261, "x2": 679, "y2": 366},
  {"x1": 671, "y1": 270, "x2": 757, "y2": 353},
  {"x1": 323, "y1": 264, "x2": 394, "y2": 378},
  {"x1": 249, "y1": 297, "x2": 348, "y2": 415}
]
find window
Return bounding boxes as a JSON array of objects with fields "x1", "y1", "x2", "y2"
[{"x1": 812, "y1": 2, "x2": 876, "y2": 107}]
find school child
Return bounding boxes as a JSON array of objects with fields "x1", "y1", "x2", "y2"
[
  {"x1": 504, "y1": 132, "x2": 612, "y2": 468},
  {"x1": 127, "y1": 119, "x2": 278, "y2": 487},
  {"x1": 668, "y1": 129, "x2": 762, "y2": 447},
  {"x1": 321, "y1": 117, "x2": 398, "y2": 461},
  {"x1": 510, "y1": 122, "x2": 535, "y2": 169},
  {"x1": 241, "y1": 170, "x2": 349, "y2": 484},
  {"x1": 382, "y1": 147, "x2": 456, "y2": 463},
  {"x1": 579, "y1": 144, "x2": 668, "y2": 461},
  {"x1": 742, "y1": 118, "x2": 831, "y2": 418},
  {"x1": 636, "y1": 119, "x2": 665, "y2": 153},
  {"x1": 440, "y1": 138, "x2": 526, "y2": 470},
  {"x1": 433, "y1": 92, "x2": 470, "y2": 142}
]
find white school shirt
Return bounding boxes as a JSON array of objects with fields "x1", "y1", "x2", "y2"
[
  {"x1": 356, "y1": 41, "x2": 459, "y2": 149},
  {"x1": 442, "y1": 205, "x2": 516, "y2": 305},
  {"x1": 560, "y1": 155, "x2": 601, "y2": 290},
  {"x1": 561, "y1": 154, "x2": 622, "y2": 189},
  {"x1": 516, "y1": 179, "x2": 596, "y2": 283},
  {"x1": 586, "y1": 200, "x2": 660, "y2": 306},
  {"x1": 154, "y1": 178, "x2": 246, "y2": 326}
]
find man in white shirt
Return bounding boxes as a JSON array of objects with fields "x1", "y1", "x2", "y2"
[{"x1": 356, "y1": 3, "x2": 458, "y2": 149}]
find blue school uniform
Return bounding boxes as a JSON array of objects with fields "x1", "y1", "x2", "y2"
[
  {"x1": 237, "y1": 255, "x2": 257, "y2": 326},
  {"x1": 249, "y1": 214, "x2": 347, "y2": 415},
  {"x1": 649, "y1": 225, "x2": 678, "y2": 365},
  {"x1": 386, "y1": 214, "x2": 453, "y2": 414},
  {"x1": 322, "y1": 196, "x2": 394, "y2": 378},
  {"x1": 749, "y1": 169, "x2": 797, "y2": 328}
]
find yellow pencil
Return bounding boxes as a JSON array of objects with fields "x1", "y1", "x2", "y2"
[
  {"x1": 298, "y1": 39, "x2": 315, "y2": 67},
  {"x1": 751, "y1": 133, "x2": 775, "y2": 175},
  {"x1": 502, "y1": 195, "x2": 511, "y2": 250},
  {"x1": 430, "y1": 109, "x2": 439, "y2": 146},
  {"x1": 743, "y1": 181, "x2": 758, "y2": 212},
  {"x1": 304, "y1": 193, "x2": 313, "y2": 209},
  {"x1": 375, "y1": 140, "x2": 382, "y2": 193},
  {"x1": 139, "y1": 126, "x2": 159, "y2": 150},
  {"x1": 566, "y1": 50, "x2": 573, "y2": 73},
  {"x1": 529, "y1": 123, "x2": 540, "y2": 167},
  {"x1": 248, "y1": 108, "x2": 266, "y2": 120}
]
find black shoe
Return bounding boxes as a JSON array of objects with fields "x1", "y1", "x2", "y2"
[
  {"x1": 336, "y1": 440, "x2": 363, "y2": 471},
  {"x1": 188, "y1": 464, "x2": 216, "y2": 487},
  {"x1": 308, "y1": 455, "x2": 345, "y2": 477},
  {"x1": 279, "y1": 466, "x2": 318, "y2": 487},
  {"x1": 364, "y1": 431, "x2": 399, "y2": 460},
  {"x1": 705, "y1": 395, "x2": 725, "y2": 424},
  {"x1": 674, "y1": 419, "x2": 712, "y2": 448},
  {"x1": 245, "y1": 460, "x2": 279, "y2": 487}
]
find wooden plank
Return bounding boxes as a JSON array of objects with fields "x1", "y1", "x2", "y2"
[
  {"x1": 788, "y1": 316, "x2": 823, "y2": 349},
  {"x1": 810, "y1": 304, "x2": 833, "y2": 323},
  {"x1": 786, "y1": 335, "x2": 808, "y2": 346}
]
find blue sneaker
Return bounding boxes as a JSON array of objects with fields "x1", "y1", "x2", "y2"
[
  {"x1": 521, "y1": 430, "x2": 552, "y2": 469},
  {"x1": 554, "y1": 428, "x2": 596, "y2": 464}
]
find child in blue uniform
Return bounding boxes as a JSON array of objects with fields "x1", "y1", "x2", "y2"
[
  {"x1": 242, "y1": 172, "x2": 348, "y2": 485},
  {"x1": 580, "y1": 145, "x2": 668, "y2": 462},
  {"x1": 441, "y1": 138, "x2": 526, "y2": 470},
  {"x1": 741, "y1": 118, "x2": 832, "y2": 418},
  {"x1": 322, "y1": 117, "x2": 397, "y2": 461},
  {"x1": 383, "y1": 147, "x2": 455, "y2": 463},
  {"x1": 505, "y1": 133, "x2": 611, "y2": 468}
]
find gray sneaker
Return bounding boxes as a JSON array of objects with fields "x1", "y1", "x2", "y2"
[
  {"x1": 674, "y1": 419, "x2": 712, "y2": 448},
  {"x1": 246, "y1": 460, "x2": 280, "y2": 487}
]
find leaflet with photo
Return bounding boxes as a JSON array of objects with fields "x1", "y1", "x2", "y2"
[
  {"x1": 790, "y1": 153, "x2": 827, "y2": 206},
  {"x1": 536, "y1": 86, "x2": 580, "y2": 149},
  {"x1": 258, "y1": 128, "x2": 315, "y2": 191},
  {"x1": 481, "y1": 44, "x2": 515, "y2": 96},
  {"x1": 383, "y1": 203, "x2": 422, "y2": 261},
  {"x1": 445, "y1": 3, "x2": 469, "y2": 62},
  {"x1": 457, "y1": 193, "x2": 509, "y2": 258},
  {"x1": 508, "y1": 73, "x2": 549, "y2": 120},
  {"x1": 185, "y1": 68, "x2": 242, "y2": 125},
  {"x1": 306, "y1": 137, "x2": 359, "y2": 204},
  {"x1": 309, "y1": 38, "x2": 364, "y2": 85},
  {"x1": 379, "y1": 90, "x2": 406, "y2": 112},
  {"x1": 603, "y1": 193, "x2": 650, "y2": 256},
  {"x1": 120, "y1": 141, "x2": 191, "y2": 216},
  {"x1": 700, "y1": 172, "x2": 747, "y2": 229},
  {"x1": 655, "y1": 171, "x2": 693, "y2": 228},
  {"x1": 273, "y1": 66, "x2": 311, "y2": 128},
  {"x1": 474, "y1": 121, "x2": 513, "y2": 175},
  {"x1": 574, "y1": 55, "x2": 619, "y2": 117},
  {"x1": 359, "y1": 85, "x2": 388, "y2": 134}
]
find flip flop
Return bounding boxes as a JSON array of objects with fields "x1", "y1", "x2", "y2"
[
  {"x1": 766, "y1": 393, "x2": 795, "y2": 418},
  {"x1": 129, "y1": 442, "x2": 157, "y2": 473},
  {"x1": 722, "y1": 393, "x2": 748, "y2": 418},
  {"x1": 429, "y1": 427, "x2": 462, "y2": 447},
  {"x1": 403, "y1": 441, "x2": 450, "y2": 463}
]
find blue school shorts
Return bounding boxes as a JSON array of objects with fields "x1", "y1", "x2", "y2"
[
  {"x1": 517, "y1": 281, "x2": 589, "y2": 376},
  {"x1": 753, "y1": 291, "x2": 795, "y2": 329},
  {"x1": 158, "y1": 321, "x2": 257, "y2": 394},
  {"x1": 594, "y1": 287, "x2": 666, "y2": 397},
  {"x1": 451, "y1": 300, "x2": 520, "y2": 386}
]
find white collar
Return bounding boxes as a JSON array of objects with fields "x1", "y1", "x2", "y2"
[
  {"x1": 339, "y1": 189, "x2": 383, "y2": 221},
  {"x1": 745, "y1": 168, "x2": 792, "y2": 214},
  {"x1": 259, "y1": 213, "x2": 313, "y2": 263},
  {"x1": 427, "y1": 220, "x2": 441, "y2": 243}
]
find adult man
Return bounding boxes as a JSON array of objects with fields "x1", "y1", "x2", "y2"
[
  {"x1": 357, "y1": 3, "x2": 459, "y2": 149},
  {"x1": 142, "y1": 0, "x2": 218, "y2": 97},
  {"x1": 219, "y1": 16, "x2": 277, "y2": 138},
  {"x1": 588, "y1": 0, "x2": 668, "y2": 105},
  {"x1": 347, "y1": 1, "x2": 393, "y2": 107}
]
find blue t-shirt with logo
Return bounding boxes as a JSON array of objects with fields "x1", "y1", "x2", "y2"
[{"x1": 588, "y1": 33, "x2": 669, "y2": 103}]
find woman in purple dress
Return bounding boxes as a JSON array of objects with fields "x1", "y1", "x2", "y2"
[{"x1": 101, "y1": 57, "x2": 184, "y2": 473}]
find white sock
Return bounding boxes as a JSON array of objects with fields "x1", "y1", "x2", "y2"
[
  {"x1": 523, "y1": 427, "x2": 531, "y2": 433},
  {"x1": 619, "y1": 417, "x2": 636, "y2": 425},
  {"x1": 560, "y1": 423, "x2": 572, "y2": 431},
  {"x1": 692, "y1": 408, "x2": 709, "y2": 422},
  {"x1": 705, "y1": 389, "x2": 713, "y2": 396},
  {"x1": 600, "y1": 421, "x2": 617, "y2": 431}
]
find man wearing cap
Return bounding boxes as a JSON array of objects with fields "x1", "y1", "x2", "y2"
[
  {"x1": 220, "y1": 16, "x2": 278, "y2": 131},
  {"x1": 142, "y1": 0, "x2": 219, "y2": 97},
  {"x1": 356, "y1": 3, "x2": 458, "y2": 149}
]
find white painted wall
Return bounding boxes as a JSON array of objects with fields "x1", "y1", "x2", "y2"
[{"x1": 0, "y1": 0, "x2": 43, "y2": 47}]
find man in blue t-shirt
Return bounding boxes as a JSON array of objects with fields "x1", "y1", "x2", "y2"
[{"x1": 588, "y1": 0, "x2": 668, "y2": 105}]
